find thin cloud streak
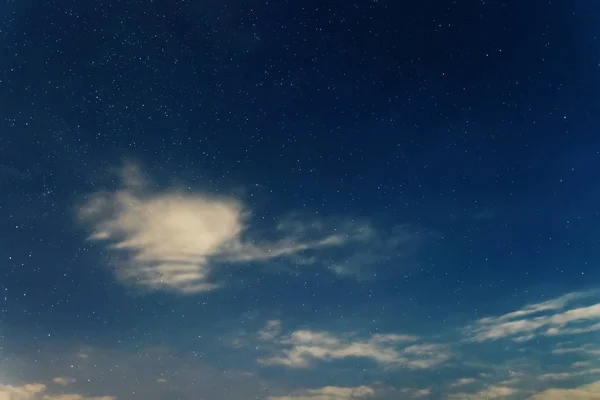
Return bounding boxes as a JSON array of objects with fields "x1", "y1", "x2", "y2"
[{"x1": 466, "y1": 291, "x2": 600, "y2": 342}]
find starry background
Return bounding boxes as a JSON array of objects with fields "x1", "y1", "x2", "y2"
[{"x1": 1, "y1": 0, "x2": 600, "y2": 399}]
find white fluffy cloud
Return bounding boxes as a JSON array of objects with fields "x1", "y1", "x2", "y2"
[
  {"x1": 0, "y1": 383, "x2": 114, "y2": 400},
  {"x1": 267, "y1": 385, "x2": 375, "y2": 400},
  {"x1": 78, "y1": 164, "x2": 384, "y2": 293},
  {"x1": 257, "y1": 320, "x2": 449, "y2": 369},
  {"x1": 466, "y1": 291, "x2": 600, "y2": 342}
]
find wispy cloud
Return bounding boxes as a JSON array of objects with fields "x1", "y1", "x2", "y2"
[
  {"x1": 0, "y1": 164, "x2": 32, "y2": 180},
  {"x1": 78, "y1": 163, "x2": 400, "y2": 294},
  {"x1": 529, "y1": 380, "x2": 600, "y2": 399},
  {"x1": 538, "y1": 368, "x2": 600, "y2": 381},
  {"x1": 449, "y1": 385, "x2": 520, "y2": 399},
  {"x1": 465, "y1": 290, "x2": 600, "y2": 342},
  {"x1": 412, "y1": 388, "x2": 431, "y2": 398},
  {"x1": 0, "y1": 382, "x2": 114, "y2": 400},
  {"x1": 259, "y1": 320, "x2": 283, "y2": 341},
  {"x1": 399, "y1": 388, "x2": 432, "y2": 398},
  {"x1": 327, "y1": 223, "x2": 430, "y2": 278},
  {"x1": 572, "y1": 361, "x2": 595, "y2": 369},
  {"x1": 256, "y1": 320, "x2": 449, "y2": 370},
  {"x1": 450, "y1": 378, "x2": 478, "y2": 388},
  {"x1": 474, "y1": 209, "x2": 496, "y2": 220},
  {"x1": 552, "y1": 344, "x2": 600, "y2": 356},
  {"x1": 498, "y1": 371, "x2": 528, "y2": 387},
  {"x1": 52, "y1": 376, "x2": 75, "y2": 386},
  {"x1": 0, "y1": 342, "x2": 266, "y2": 400},
  {"x1": 267, "y1": 386, "x2": 375, "y2": 400}
]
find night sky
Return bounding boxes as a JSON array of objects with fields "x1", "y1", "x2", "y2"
[{"x1": 1, "y1": 0, "x2": 600, "y2": 399}]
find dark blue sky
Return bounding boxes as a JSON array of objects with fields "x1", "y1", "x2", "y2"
[{"x1": 1, "y1": 1, "x2": 600, "y2": 399}]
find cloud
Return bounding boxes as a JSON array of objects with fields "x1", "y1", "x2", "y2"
[
  {"x1": 473, "y1": 210, "x2": 496, "y2": 220},
  {"x1": 259, "y1": 320, "x2": 282, "y2": 341},
  {"x1": 0, "y1": 383, "x2": 114, "y2": 400},
  {"x1": 257, "y1": 321, "x2": 448, "y2": 370},
  {"x1": 51, "y1": 377, "x2": 74, "y2": 387},
  {"x1": 41, "y1": 396, "x2": 115, "y2": 400},
  {"x1": 409, "y1": 388, "x2": 431, "y2": 398},
  {"x1": 572, "y1": 361, "x2": 595, "y2": 369},
  {"x1": 327, "y1": 223, "x2": 429, "y2": 278},
  {"x1": 267, "y1": 385, "x2": 375, "y2": 400},
  {"x1": 538, "y1": 368, "x2": 600, "y2": 381},
  {"x1": 0, "y1": 384, "x2": 46, "y2": 400},
  {"x1": 552, "y1": 344, "x2": 600, "y2": 356},
  {"x1": 545, "y1": 322, "x2": 600, "y2": 336},
  {"x1": 449, "y1": 385, "x2": 520, "y2": 399},
  {"x1": 0, "y1": 342, "x2": 266, "y2": 400},
  {"x1": 0, "y1": 165, "x2": 32, "y2": 181},
  {"x1": 529, "y1": 380, "x2": 600, "y2": 399},
  {"x1": 465, "y1": 291, "x2": 600, "y2": 342},
  {"x1": 477, "y1": 291, "x2": 594, "y2": 325},
  {"x1": 399, "y1": 388, "x2": 432, "y2": 398},
  {"x1": 77, "y1": 163, "x2": 382, "y2": 294},
  {"x1": 498, "y1": 371, "x2": 527, "y2": 386},
  {"x1": 450, "y1": 378, "x2": 478, "y2": 388}
]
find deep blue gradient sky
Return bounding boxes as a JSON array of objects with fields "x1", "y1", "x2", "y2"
[{"x1": 1, "y1": 1, "x2": 600, "y2": 399}]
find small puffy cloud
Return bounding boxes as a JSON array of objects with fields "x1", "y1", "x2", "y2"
[
  {"x1": 0, "y1": 383, "x2": 114, "y2": 400},
  {"x1": 267, "y1": 385, "x2": 375, "y2": 400},
  {"x1": 529, "y1": 380, "x2": 600, "y2": 399},
  {"x1": 257, "y1": 321, "x2": 448, "y2": 370},
  {"x1": 465, "y1": 290, "x2": 600, "y2": 342},
  {"x1": 51, "y1": 377, "x2": 74, "y2": 387},
  {"x1": 78, "y1": 163, "x2": 381, "y2": 294}
]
